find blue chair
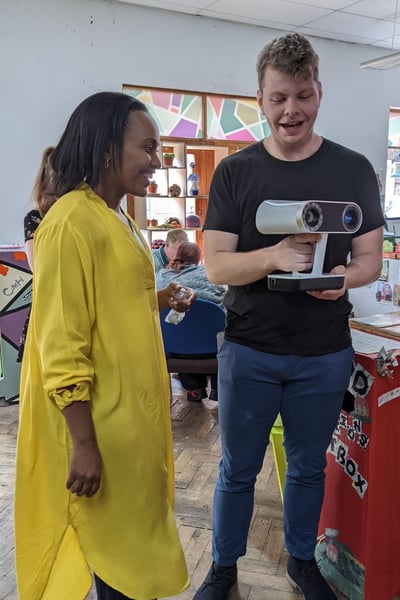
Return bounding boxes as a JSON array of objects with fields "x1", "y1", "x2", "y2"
[
  {"x1": 160, "y1": 297, "x2": 286, "y2": 500},
  {"x1": 159, "y1": 298, "x2": 226, "y2": 373}
]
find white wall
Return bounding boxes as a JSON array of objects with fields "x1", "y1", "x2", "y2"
[{"x1": 2, "y1": 0, "x2": 400, "y2": 243}]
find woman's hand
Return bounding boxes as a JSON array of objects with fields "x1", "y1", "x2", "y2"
[
  {"x1": 158, "y1": 282, "x2": 196, "y2": 312},
  {"x1": 62, "y1": 401, "x2": 102, "y2": 497},
  {"x1": 66, "y1": 440, "x2": 102, "y2": 498}
]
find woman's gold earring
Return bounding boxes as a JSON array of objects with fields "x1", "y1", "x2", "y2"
[{"x1": 105, "y1": 157, "x2": 110, "y2": 169}]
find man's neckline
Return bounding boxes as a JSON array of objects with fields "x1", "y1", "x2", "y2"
[{"x1": 262, "y1": 134, "x2": 323, "y2": 162}]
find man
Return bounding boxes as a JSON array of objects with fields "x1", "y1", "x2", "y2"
[
  {"x1": 193, "y1": 33, "x2": 383, "y2": 600},
  {"x1": 152, "y1": 228, "x2": 188, "y2": 273}
]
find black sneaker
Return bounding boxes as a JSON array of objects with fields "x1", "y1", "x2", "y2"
[
  {"x1": 287, "y1": 556, "x2": 337, "y2": 600},
  {"x1": 187, "y1": 388, "x2": 207, "y2": 402},
  {"x1": 193, "y1": 562, "x2": 238, "y2": 600}
]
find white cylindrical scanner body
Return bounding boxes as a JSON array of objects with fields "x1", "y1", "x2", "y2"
[{"x1": 255, "y1": 200, "x2": 362, "y2": 234}]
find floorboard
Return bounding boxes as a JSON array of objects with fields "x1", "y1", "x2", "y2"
[{"x1": 0, "y1": 379, "x2": 347, "y2": 599}]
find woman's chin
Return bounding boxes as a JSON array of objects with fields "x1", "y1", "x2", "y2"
[{"x1": 130, "y1": 186, "x2": 147, "y2": 197}]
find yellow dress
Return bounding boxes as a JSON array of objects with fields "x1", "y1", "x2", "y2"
[{"x1": 14, "y1": 184, "x2": 189, "y2": 599}]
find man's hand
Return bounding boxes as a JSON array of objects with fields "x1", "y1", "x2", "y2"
[
  {"x1": 270, "y1": 233, "x2": 321, "y2": 273},
  {"x1": 308, "y1": 265, "x2": 347, "y2": 301}
]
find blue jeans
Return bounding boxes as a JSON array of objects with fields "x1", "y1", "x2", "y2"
[{"x1": 212, "y1": 340, "x2": 354, "y2": 565}]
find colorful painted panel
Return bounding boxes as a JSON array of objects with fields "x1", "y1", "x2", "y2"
[
  {"x1": 0, "y1": 246, "x2": 32, "y2": 404},
  {"x1": 123, "y1": 86, "x2": 203, "y2": 139},
  {"x1": 206, "y1": 95, "x2": 270, "y2": 141},
  {"x1": 387, "y1": 109, "x2": 400, "y2": 146}
]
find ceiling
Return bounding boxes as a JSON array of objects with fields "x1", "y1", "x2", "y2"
[{"x1": 117, "y1": 0, "x2": 400, "y2": 50}]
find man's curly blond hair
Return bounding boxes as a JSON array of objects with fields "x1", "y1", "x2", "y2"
[{"x1": 256, "y1": 33, "x2": 319, "y2": 88}]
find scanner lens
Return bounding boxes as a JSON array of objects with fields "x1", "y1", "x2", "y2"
[
  {"x1": 343, "y1": 207, "x2": 360, "y2": 231},
  {"x1": 303, "y1": 203, "x2": 322, "y2": 230}
]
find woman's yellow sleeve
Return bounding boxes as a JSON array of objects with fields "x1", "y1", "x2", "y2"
[{"x1": 32, "y1": 220, "x2": 95, "y2": 410}]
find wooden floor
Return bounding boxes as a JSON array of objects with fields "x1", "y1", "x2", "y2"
[{"x1": 0, "y1": 378, "x2": 346, "y2": 600}]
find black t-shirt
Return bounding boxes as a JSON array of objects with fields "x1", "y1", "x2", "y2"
[{"x1": 204, "y1": 139, "x2": 385, "y2": 356}]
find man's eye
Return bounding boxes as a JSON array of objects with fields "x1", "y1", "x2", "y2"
[{"x1": 144, "y1": 145, "x2": 155, "y2": 153}]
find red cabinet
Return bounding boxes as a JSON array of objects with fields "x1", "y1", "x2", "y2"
[{"x1": 317, "y1": 332, "x2": 400, "y2": 600}]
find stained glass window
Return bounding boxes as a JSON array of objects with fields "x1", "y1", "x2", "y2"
[
  {"x1": 123, "y1": 86, "x2": 203, "y2": 139},
  {"x1": 388, "y1": 109, "x2": 400, "y2": 147},
  {"x1": 206, "y1": 95, "x2": 269, "y2": 141},
  {"x1": 123, "y1": 85, "x2": 269, "y2": 142}
]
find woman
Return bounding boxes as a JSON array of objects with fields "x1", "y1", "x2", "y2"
[
  {"x1": 24, "y1": 145, "x2": 57, "y2": 264},
  {"x1": 17, "y1": 146, "x2": 55, "y2": 362},
  {"x1": 14, "y1": 92, "x2": 191, "y2": 600},
  {"x1": 156, "y1": 242, "x2": 226, "y2": 402}
]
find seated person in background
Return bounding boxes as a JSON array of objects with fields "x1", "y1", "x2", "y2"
[
  {"x1": 156, "y1": 241, "x2": 226, "y2": 403},
  {"x1": 152, "y1": 228, "x2": 188, "y2": 273}
]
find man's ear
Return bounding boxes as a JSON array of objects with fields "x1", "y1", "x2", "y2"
[
  {"x1": 317, "y1": 81, "x2": 323, "y2": 106},
  {"x1": 256, "y1": 89, "x2": 264, "y2": 114}
]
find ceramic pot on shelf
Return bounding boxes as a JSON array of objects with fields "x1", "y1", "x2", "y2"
[
  {"x1": 148, "y1": 181, "x2": 158, "y2": 194},
  {"x1": 163, "y1": 153, "x2": 175, "y2": 167}
]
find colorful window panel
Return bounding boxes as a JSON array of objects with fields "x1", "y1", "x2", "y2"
[
  {"x1": 388, "y1": 109, "x2": 400, "y2": 147},
  {"x1": 123, "y1": 86, "x2": 203, "y2": 139},
  {"x1": 206, "y1": 95, "x2": 270, "y2": 141}
]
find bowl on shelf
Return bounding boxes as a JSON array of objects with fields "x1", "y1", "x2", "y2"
[
  {"x1": 185, "y1": 214, "x2": 201, "y2": 228},
  {"x1": 163, "y1": 216, "x2": 182, "y2": 228},
  {"x1": 168, "y1": 184, "x2": 181, "y2": 197}
]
